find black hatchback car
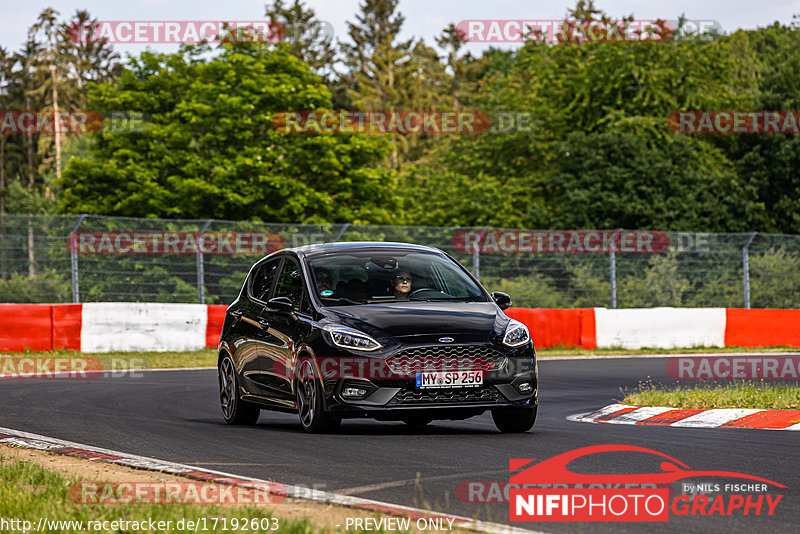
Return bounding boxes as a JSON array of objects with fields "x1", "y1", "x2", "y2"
[{"x1": 217, "y1": 242, "x2": 537, "y2": 433}]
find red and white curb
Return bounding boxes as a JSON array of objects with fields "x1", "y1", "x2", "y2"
[
  {"x1": 568, "y1": 404, "x2": 800, "y2": 430},
  {"x1": 0, "y1": 426, "x2": 542, "y2": 534}
]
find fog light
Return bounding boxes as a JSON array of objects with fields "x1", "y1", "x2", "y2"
[
  {"x1": 517, "y1": 382, "x2": 532, "y2": 393},
  {"x1": 342, "y1": 387, "x2": 368, "y2": 398}
]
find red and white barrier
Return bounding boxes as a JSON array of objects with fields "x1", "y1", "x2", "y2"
[
  {"x1": 80, "y1": 303, "x2": 207, "y2": 352},
  {"x1": 505, "y1": 307, "x2": 796, "y2": 350},
  {"x1": 0, "y1": 304, "x2": 799, "y2": 353},
  {"x1": 0, "y1": 303, "x2": 212, "y2": 353},
  {"x1": 592, "y1": 307, "x2": 726, "y2": 349}
]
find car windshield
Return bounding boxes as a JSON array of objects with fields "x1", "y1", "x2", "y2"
[{"x1": 307, "y1": 250, "x2": 487, "y2": 305}]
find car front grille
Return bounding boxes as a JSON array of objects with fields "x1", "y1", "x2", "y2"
[
  {"x1": 388, "y1": 386, "x2": 504, "y2": 405},
  {"x1": 386, "y1": 345, "x2": 508, "y2": 375}
]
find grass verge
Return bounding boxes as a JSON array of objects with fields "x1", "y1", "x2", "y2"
[
  {"x1": 0, "y1": 350, "x2": 217, "y2": 371},
  {"x1": 2, "y1": 346, "x2": 800, "y2": 372},
  {"x1": 0, "y1": 455, "x2": 318, "y2": 534},
  {"x1": 622, "y1": 380, "x2": 800, "y2": 409},
  {"x1": 1, "y1": 444, "x2": 470, "y2": 534}
]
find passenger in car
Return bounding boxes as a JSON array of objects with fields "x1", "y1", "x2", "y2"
[
  {"x1": 315, "y1": 268, "x2": 332, "y2": 292},
  {"x1": 392, "y1": 271, "x2": 413, "y2": 298}
]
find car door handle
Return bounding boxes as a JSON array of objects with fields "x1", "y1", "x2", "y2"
[{"x1": 240, "y1": 316, "x2": 269, "y2": 330}]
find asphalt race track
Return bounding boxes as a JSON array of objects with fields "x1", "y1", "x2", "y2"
[{"x1": 1, "y1": 357, "x2": 797, "y2": 534}]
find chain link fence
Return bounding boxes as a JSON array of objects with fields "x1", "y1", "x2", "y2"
[{"x1": 1, "y1": 214, "x2": 798, "y2": 308}]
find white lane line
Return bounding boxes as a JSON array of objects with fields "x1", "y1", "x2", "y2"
[
  {"x1": 602, "y1": 406, "x2": 675, "y2": 424},
  {"x1": 336, "y1": 469, "x2": 504, "y2": 496},
  {"x1": 576, "y1": 403, "x2": 631, "y2": 421},
  {"x1": 670, "y1": 409, "x2": 762, "y2": 428},
  {"x1": 566, "y1": 404, "x2": 632, "y2": 424}
]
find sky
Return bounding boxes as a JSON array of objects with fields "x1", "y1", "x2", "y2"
[{"x1": 2, "y1": 0, "x2": 799, "y2": 57}]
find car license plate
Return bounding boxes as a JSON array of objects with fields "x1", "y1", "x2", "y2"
[{"x1": 415, "y1": 370, "x2": 483, "y2": 388}]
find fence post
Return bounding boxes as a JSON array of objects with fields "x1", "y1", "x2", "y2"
[
  {"x1": 608, "y1": 229, "x2": 623, "y2": 308},
  {"x1": 472, "y1": 243, "x2": 480, "y2": 280},
  {"x1": 197, "y1": 219, "x2": 213, "y2": 304},
  {"x1": 742, "y1": 232, "x2": 758, "y2": 309},
  {"x1": 609, "y1": 248, "x2": 617, "y2": 309},
  {"x1": 70, "y1": 214, "x2": 87, "y2": 304}
]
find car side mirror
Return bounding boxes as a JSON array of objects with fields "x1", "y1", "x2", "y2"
[
  {"x1": 491, "y1": 291, "x2": 512, "y2": 310},
  {"x1": 268, "y1": 296, "x2": 294, "y2": 313}
]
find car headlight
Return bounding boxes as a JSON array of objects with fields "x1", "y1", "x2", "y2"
[
  {"x1": 323, "y1": 325, "x2": 382, "y2": 351},
  {"x1": 502, "y1": 319, "x2": 531, "y2": 347}
]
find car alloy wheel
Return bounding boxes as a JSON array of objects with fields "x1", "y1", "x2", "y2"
[
  {"x1": 295, "y1": 358, "x2": 341, "y2": 433},
  {"x1": 218, "y1": 355, "x2": 260, "y2": 425}
]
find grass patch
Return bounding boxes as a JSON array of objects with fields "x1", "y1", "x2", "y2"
[
  {"x1": 0, "y1": 456, "x2": 323, "y2": 534},
  {"x1": 622, "y1": 380, "x2": 800, "y2": 409},
  {"x1": 0, "y1": 349, "x2": 217, "y2": 371},
  {"x1": 3, "y1": 346, "x2": 800, "y2": 370}
]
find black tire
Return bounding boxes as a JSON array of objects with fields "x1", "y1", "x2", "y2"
[
  {"x1": 491, "y1": 406, "x2": 537, "y2": 433},
  {"x1": 403, "y1": 415, "x2": 432, "y2": 427},
  {"x1": 295, "y1": 358, "x2": 341, "y2": 433},
  {"x1": 219, "y1": 355, "x2": 260, "y2": 425}
]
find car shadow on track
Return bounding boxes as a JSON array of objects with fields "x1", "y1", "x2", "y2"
[{"x1": 194, "y1": 415, "x2": 507, "y2": 435}]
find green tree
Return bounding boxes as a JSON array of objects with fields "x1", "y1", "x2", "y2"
[
  {"x1": 60, "y1": 10, "x2": 121, "y2": 96},
  {"x1": 723, "y1": 22, "x2": 800, "y2": 234},
  {"x1": 545, "y1": 129, "x2": 765, "y2": 231},
  {"x1": 340, "y1": 0, "x2": 450, "y2": 167},
  {"x1": 57, "y1": 40, "x2": 396, "y2": 223},
  {"x1": 265, "y1": 0, "x2": 336, "y2": 84},
  {"x1": 749, "y1": 249, "x2": 800, "y2": 308},
  {"x1": 406, "y1": 0, "x2": 765, "y2": 230}
]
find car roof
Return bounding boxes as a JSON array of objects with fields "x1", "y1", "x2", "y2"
[{"x1": 292, "y1": 241, "x2": 444, "y2": 258}]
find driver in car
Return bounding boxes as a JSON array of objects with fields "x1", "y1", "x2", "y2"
[{"x1": 392, "y1": 270, "x2": 412, "y2": 298}]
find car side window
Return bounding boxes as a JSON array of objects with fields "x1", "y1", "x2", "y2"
[
  {"x1": 251, "y1": 259, "x2": 280, "y2": 301},
  {"x1": 274, "y1": 259, "x2": 304, "y2": 311}
]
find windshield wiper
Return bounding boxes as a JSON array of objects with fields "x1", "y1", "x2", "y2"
[{"x1": 409, "y1": 296, "x2": 470, "y2": 302}]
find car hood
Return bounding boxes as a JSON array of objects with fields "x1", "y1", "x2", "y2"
[{"x1": 323, "y1": 301, "x2": 506, "y2": 342}]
